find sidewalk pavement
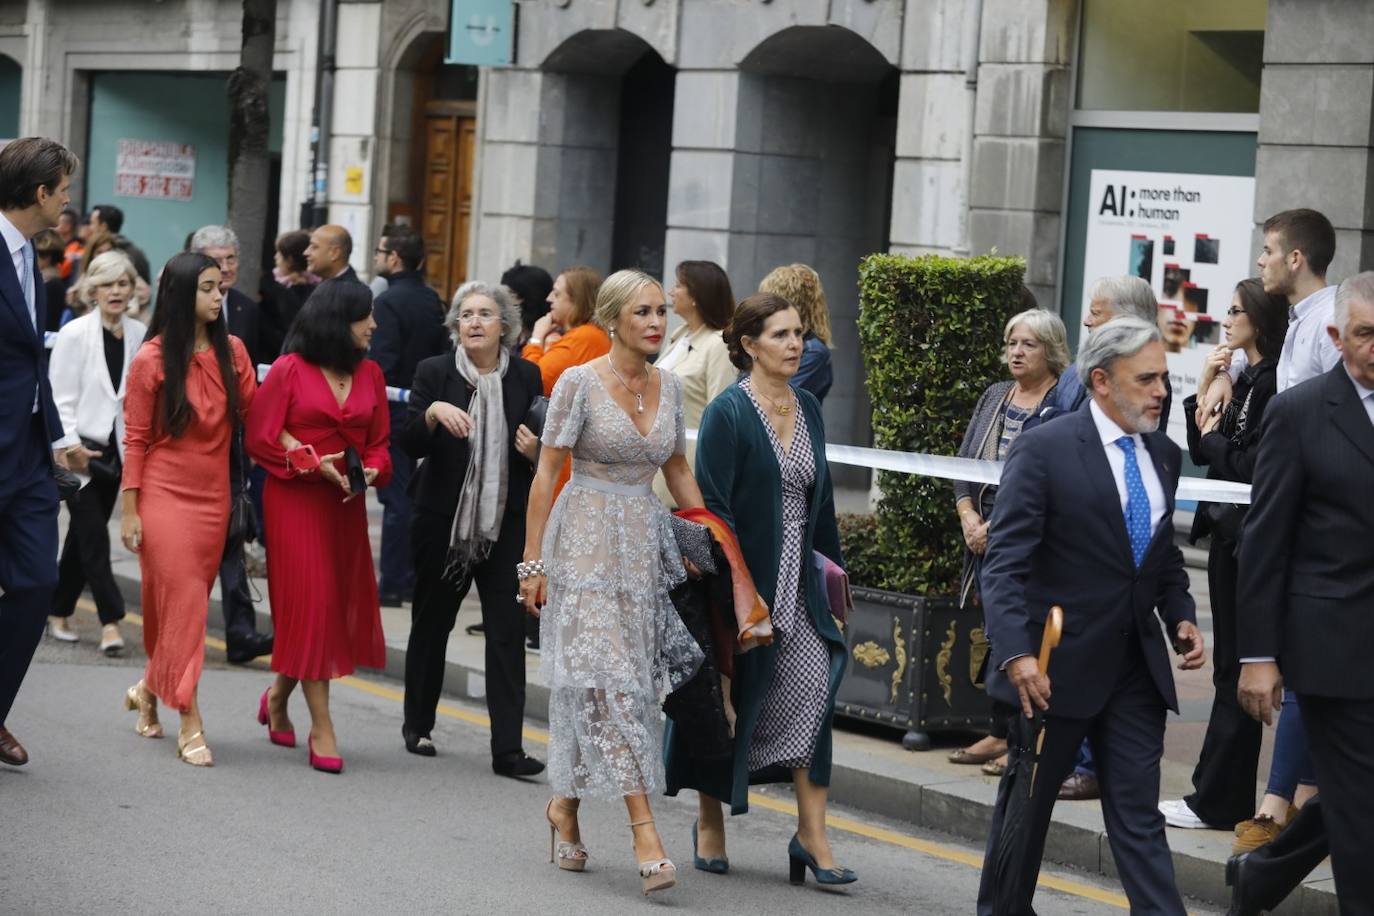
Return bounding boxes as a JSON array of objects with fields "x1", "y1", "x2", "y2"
[{"x1": 88, "y1": 493, "x2": 1335, "y2": 913}]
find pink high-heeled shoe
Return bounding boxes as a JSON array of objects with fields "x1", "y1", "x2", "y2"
[
  {"x1": 308, "y1": 735, "x2": 343, "y2": 774},
  {"x1": 257, "y1": 688, "x2": 297, "y2": 748}
]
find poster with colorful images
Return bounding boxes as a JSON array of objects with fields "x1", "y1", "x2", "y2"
[{"x1": 1079, "y1": 169, "x2": 1256, "y2": 450}]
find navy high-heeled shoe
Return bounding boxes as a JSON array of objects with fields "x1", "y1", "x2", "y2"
[
  {"x1": 788, "y1": 833, "x2": 857, "y2": 886},
  {"x1": 692, "y1": 820, "x2": 729, "y2": 874}
]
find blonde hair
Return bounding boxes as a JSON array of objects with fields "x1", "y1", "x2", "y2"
[
  {"x1": 594, "y1": 269, "x2": 662, "y2": 332},
  {"x1": 1003, "y1": 308, "x2": 1071, "y2": 378},
  {"x1": 759, "y1": 263, "x2": 831, "y2": 346},
  {"x1": 78, "y1": 250, "x2": 138, "y2": 309}
]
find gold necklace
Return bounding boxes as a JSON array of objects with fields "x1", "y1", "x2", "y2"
[
  {"x1": 607, "y1": 357, "x2": 651, "y2": 414},
  {"x1": 755, "y1": 383, "x2": 795, "y2": 416}
]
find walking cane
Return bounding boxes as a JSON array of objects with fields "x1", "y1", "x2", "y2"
[{"x1": 1028, "y1": 605, "x2": 1063, "y2": 792}]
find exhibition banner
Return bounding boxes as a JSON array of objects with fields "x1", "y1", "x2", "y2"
[{"x1": 1080, "y1": 169, "x2": 1257, "y2": 448}]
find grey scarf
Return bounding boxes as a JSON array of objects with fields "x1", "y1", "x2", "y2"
[{"x1": 445, "y1": 347, "x2": 510, "y2": 579}]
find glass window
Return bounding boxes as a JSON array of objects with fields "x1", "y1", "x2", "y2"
[{"x1": 1076, "y1": 0, "x2": 1267, "y2": 112}]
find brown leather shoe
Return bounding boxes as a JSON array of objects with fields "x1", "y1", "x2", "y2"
[
  {"x1": 0, "y1": 726, "x2": 29, "y2": 766},
  {"x1": 1058, "y1": 772, "x2": 1100, "y2": 800}
]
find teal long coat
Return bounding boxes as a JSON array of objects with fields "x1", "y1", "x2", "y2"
[{"x1": 664, "y1": 383, "x2": 846, "y2": 814}]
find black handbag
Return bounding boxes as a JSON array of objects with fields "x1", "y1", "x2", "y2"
[
  {"x1": 344, "y1": 446, "x2": 367, "y2": 494},
  {"x1": 522, "y1": 395, "x2": 549, "y2": 438},
  {"x1": 227, "y1": 429, "x2": 258, "y2": 544},
  {"x1": 81, "y1": 435, "x2": 121, "y2": 485}
]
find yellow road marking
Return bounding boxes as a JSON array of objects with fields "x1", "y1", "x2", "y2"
[{"x1": 78, "y1": 598, "x2": 1129, "y2": 909}]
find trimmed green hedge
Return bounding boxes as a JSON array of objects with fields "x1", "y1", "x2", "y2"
[{"x1": 855, "y1": 253, "x2": 1027, "y2": 595}]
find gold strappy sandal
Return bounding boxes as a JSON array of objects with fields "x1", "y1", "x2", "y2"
[
  {"x1": 176, "y1": 731, "x2": 214, "y2": 767},
  {"x1": 630, "y1": 818, "x2": 676, "y2": 895},
  {"x1": 124, "y1": 681, "x2": 163, "y2": 738},
  {"x1": 546, "y1": 798, "x2": 589, "y2": 872}
]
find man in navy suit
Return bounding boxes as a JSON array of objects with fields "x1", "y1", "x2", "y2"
[
  {"x1": 976, "y1": 317, "x2": 1206, "y2": 914},
  {"x1": 0, "y1": 137, "x2": 80, "y2": 766}
]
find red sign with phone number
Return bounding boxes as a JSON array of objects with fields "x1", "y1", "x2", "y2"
[{"x1": 115, "y1": 173, "x2": 194, "y2": 201}]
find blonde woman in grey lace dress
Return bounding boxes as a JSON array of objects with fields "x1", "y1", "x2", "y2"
[{"x1": 519, "y1": 269, "x2": 707, "y2": 896}]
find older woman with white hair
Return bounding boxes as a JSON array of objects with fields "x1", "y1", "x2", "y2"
[
  {"x1": 398, "y1": 280, "x2": 545, "y2": 775},
  {"x1": 947, "y1": 307, "x2": 1068, "y2": 773},
  {"x1": 46, "y1": 250, "x2": 147, "y2": 653}
]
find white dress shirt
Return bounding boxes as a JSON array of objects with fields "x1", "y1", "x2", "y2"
[
  {"x1": 1347, "y1": 367, "x2": 1374, "y2": 427},
  {"x1": 1088, "y1": 399, "x2": 1168, "y2": 538},
  {"x1": 1229, "y1": 285, "x2": 1340, "y2": 393}
]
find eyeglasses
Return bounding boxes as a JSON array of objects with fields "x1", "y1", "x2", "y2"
[
  {"x1": 457, "y1": 312, "x2": 499, "y2": 324},
  {"x1": 1226, "y1": 307, "x2": 1245, "y2": 317},
  {"x1": 375, "y1": 247, "x2": 391, "y2": 256}
]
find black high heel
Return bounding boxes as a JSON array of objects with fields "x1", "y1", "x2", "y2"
[{"x1": 788, "y1": 833, "x2": 857, "y2": 886}]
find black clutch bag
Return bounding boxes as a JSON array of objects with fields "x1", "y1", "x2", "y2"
[
  {"x1": 53, "y1": 465, "x2": 82, "y2": 502},
  {"x1": 522, "y1": 396, "x2": 549, "y2": 438},
  {"x1": 80, "y1": 436, "x2": 121, "y2": 485},
  {"x1": 344, "y1": 446, "x2": 367, "y2": 494}
]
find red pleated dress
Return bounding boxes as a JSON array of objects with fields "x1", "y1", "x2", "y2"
[
  {"x1": 245, "y1": 353, "x2": 392, "y2": 680},
  {"x1": 122, "y1": 336, "x2": 257, "y2": 711}
]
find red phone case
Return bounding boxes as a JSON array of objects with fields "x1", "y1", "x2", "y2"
[{"x1": 286, "y1": 444, "x2": 320, "y2": 473}]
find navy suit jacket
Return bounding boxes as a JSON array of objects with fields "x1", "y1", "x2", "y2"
[
  {"x1": 979, "y1": 404, "x2": 1195, "y2": 718},
  {"x1": 0, "y1": 239, "x2": 62, "y2": 486}
]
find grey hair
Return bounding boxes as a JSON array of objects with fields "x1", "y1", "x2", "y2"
[
  {"x1": 189, "y1": 224, "x2": 240, "y2": 254},
  {"x1": 78, "y1": 250, "x2": 138, "y2": 308},
  {"x1": 1334, "y1": 271, "x2": 1374, "y2": 332},
  {"x1": 1077, "y1": 316, "x2": 1162, "y2": 388},
  {"x1": 1003, "y1": 308, "x2": 1071, "y2": 377},
  {"x1": 1089, "y1": 275, "x2": 1158, "y2": 322},
  {"x1": 447, "y1": 280, "x2": 522, "y2": 349}
]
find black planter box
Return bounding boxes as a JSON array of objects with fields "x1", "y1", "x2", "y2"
[{"x1": 835, "y1": 586, "x2": 994, "y2": 750}]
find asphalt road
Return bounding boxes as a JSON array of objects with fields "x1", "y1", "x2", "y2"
[{"x1": 1, "y1": 609, "x2": 1223, "y2": 916}]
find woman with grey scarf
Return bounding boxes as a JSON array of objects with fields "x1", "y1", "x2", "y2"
[{"x1": 399, "y1": 281, "x2": 545, "y2": 775}]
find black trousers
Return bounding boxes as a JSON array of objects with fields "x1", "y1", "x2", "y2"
[
  {"x1": 52, "y1": 471, "x2": 125, "y2": 624},
  {"x1": 404, "y1": 508, "x2": 527, "y2": 759},
  {"x1": 977, "y1": 641, "x2": 1185, "y2": 916},
  {"x1": 0, "y1": 416, "x2": 59, "y2": 726},
  {"x1": 217, "y1": 434, "x2": 262, "y2": 646},
  {"x1": 1299, "y1": 694, "x2": 1374, "y2": 912},
  {"x1": 1184, "y1": 536, "x2": 1260, "y2": 825}
]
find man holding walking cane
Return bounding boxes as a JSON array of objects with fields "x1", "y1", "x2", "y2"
[{"x1": 974, "y1": 317, "x2": 1206, "y2": 915}]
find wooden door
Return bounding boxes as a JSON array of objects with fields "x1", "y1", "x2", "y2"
[{"x1": 421, "y1": 108, "x2": 476, "y2": 302}]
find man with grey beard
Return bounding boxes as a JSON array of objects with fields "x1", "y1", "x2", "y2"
[{"x1": 975, "y1": 317, "x2": 1206, "y2": 915}]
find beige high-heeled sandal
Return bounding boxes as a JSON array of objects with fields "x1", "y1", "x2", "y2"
[
  {"x1": 546, "y1": 798, "x2": 588, "y2": 872},
  {"x1": 176, "y1": 731, "x2": 214, "y2": 767},
  {"x1": 124, "y1": 681, "x2": 163, "y2": 738},
  {"x1": 630, "y1": 818, "x2": 676, "y2": 895}
]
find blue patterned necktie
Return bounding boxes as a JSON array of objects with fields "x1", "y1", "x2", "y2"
[{"x1": 1115, "y1": 435, "x2": 1151, "y2": 566}]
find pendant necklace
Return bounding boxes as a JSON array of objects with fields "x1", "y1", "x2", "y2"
[
  {"x1": 607, "y1": 358, "x2": 649, "y2": 414},
  {"x1": 756, "y1": 385, "x2": 795, "y2": 416}
]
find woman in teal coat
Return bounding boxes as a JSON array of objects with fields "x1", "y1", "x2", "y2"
[{"x1": 664, "y1": 292, "x2": 855, "y2": 887}]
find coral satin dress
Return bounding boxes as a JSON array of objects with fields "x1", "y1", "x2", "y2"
[
  {"x1": 246, "y1": 354, "x2": 392, "y2": 680},
  {"x1": 121, "y1": 336, "x2": 256, "y2": 711}
]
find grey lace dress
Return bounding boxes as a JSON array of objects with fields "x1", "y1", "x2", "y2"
[
  {"x1": 539, "y1": 363, "x2": 704, "y2": 799},
  {"x1": 740, "y1": 378, "x2": 831, "y2": 771}
]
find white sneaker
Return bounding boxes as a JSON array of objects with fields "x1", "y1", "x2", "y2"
[
  {"x1": 47, "y1": 617, "x2": 79, "y2": 643},
  {"x1": 1159, "y1": 799, "x2": 1215, "y2": 829}
]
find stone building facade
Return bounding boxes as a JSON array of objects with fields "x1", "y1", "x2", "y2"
[{"x1": 5, "y1": 0, "x2": 1374, "y2": 452}]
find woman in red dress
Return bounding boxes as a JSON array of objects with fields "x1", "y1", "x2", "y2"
[
  {"x1": 120, "y1": 252, "x2": 256, "y2": 767},
  {"x1": 246, "y1": 280, "x2": 391, "y2": 773}
]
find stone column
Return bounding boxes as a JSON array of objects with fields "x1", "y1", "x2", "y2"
[
  {"x1": 328, "y1": 0, "x2": 382, "y2": 276},
  {"x1": 1255, "y1": 0, "x2": 1374, "y2": 279}
]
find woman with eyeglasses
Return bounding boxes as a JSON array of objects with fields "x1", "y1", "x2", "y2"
[{"x1": 398, "y1": 281, "x2": 544, "y2": 776}]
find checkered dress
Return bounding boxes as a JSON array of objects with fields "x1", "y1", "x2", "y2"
[{"x1": 741, "y1": 378, "x2": 831, "y2": 772}]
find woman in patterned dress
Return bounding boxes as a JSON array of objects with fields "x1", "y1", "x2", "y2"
[
  {"x1": 519, "y1": 269, "x2": 706, "y2": 895},
  {"x1": 667, "y1": 293, "x2": 855, "y2": 887}
]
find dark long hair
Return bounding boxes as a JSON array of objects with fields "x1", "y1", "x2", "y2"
[
  {"x1": 282, "y1": 279, "x2": 373, "y2": 373},
  {"x1": 1235, "y1": 278, "x2": 1289, "y2": 363},
  {"x1": 149, "y1": 252, "x2": 238, "y2": 438},
  {"x1": 676, "y1": 260, "x2": 736, "y2": 331}
]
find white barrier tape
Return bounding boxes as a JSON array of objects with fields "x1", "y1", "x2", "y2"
[
  {"x1": 256, "y1": 363, "x2": 410, "y2": 404},
  {"x1": 685, "y1": 428, "x2": 1252, "y2": 505}
]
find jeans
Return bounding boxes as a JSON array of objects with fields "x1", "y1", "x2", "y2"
[{"x1": 1265, "y1": 689, "x2": 1317, "y2": 799}]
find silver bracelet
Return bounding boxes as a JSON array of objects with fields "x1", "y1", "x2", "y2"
[{"x1": 516, "y1": 560, "x2": 546, "y2": 580}]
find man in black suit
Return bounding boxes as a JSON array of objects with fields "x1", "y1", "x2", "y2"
[
  {"x1": 304, "y1": 224, "x2": 364, "y2": 288},
  {"x1": 1228, "y1": 272, "x2": 1374, "y2": 912},
  {"x1": 369, "y1": 229, "x2": 449, "y2": 605},
  {"x1": 976, "y1": 317, "x2": 1205, "y2": 915},
  {"x1": 190, "y1": 224, "x2": 272, "y2": 664},
  {"x1": 0, "y1": 137, "x2": 79, "y2": 766}
]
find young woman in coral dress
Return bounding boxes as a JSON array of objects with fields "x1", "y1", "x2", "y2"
[
  {"x1": 120, "y1": 252, "x2": 257, "y2": 767},
  {"x1": 246, "y1": 279, "x2": 391, "y2": 774}
]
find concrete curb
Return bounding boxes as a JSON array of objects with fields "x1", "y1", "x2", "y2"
[{"x1": 111, "y1": 570, "x2": 1336, "y2": 914}]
